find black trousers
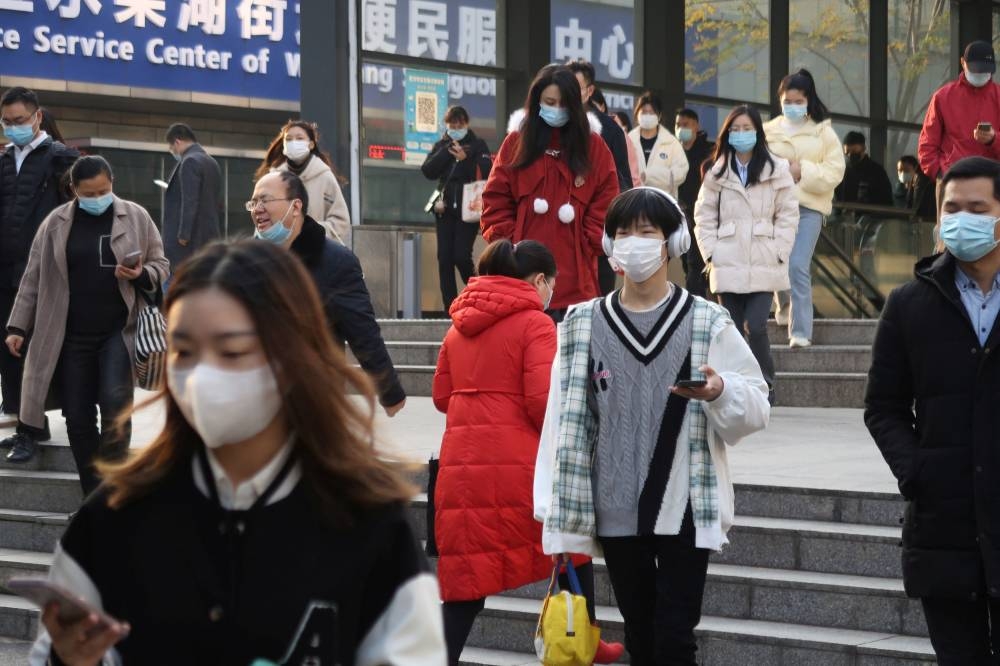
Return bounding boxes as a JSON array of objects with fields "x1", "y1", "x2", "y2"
[
  {"x1": 680, "y1": 220, "x2": 709, "y2": 298},
  {"x1": 435, "y1": 210, "x2": 478, "y2": 313},
  {"x1": 598, "y1": 256, "x2": 617, "y2": 296},
  {"x1": 0, "y1": 286, "x2": 24, "y2": 414},
  {"x1": 922, "y1": 593, "x2": 1000, "y2": 665},
  {"x1": 598, "y1": 507, "x2": 710, "y2": 666},
  {"x1": 58, "y1": 331, "x2": 133, "y2": 495},
  {"x1": 718, "y1": 292, "x2": 775, "y2": 388},
  {"x1": 442, "y1": 562, "x2": 598, "y2": 666}
]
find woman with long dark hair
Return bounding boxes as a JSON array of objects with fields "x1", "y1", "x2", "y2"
[
  {"x1": 481, "y1": 64, "x2": 619, "y2": 321},
  {"x1": 695, "y1": 106, "x2": 799, "y2": 400},
  {"x1": 29, "y1": 241, "x2": 445, "y2": 665},
  {"x1": 255, "y1": 120, "x2": 351, "y2": 245},
  {"x1": 763, "y1": 70, "x2": 845, "y2": 348}
]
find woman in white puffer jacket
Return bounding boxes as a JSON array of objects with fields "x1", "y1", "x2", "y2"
[{"x1": 695, "y1": 105, "x2": 799, "y2": 400}]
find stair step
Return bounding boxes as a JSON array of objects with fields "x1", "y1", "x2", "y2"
[
  {"x1": 0, "y1": 509, "x2": 70, "y2": 552},
  {"x1": 0, "y1": 594, "x2": 37, "y2": 642},
  {"x1": 0, "y1": 470, "x2": 81, "y2": 514},
  {"x1": 0, "y1": 637, "x2": 33, "y2": 664},
  {"x1": 459, "y1": 647, "x2": 540, "y2": 666},
  {"x1": 735, "y1": 484, "x2": 904, "y2": 528},
  {"x1": 0, "y1": 441, "x2": 77, "y2": 474},
  {"x1": 0, "y1": 549, "x2": 52, "y2": 592},
  {"x1": 467, "y1": 596, "x2": 932, "y2": 663}
]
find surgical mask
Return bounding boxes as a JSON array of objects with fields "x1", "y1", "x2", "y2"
[
  {"x1": 611, "y1": 236, "x2": 667, "y2": 283},
  {"x1": 728, "y1": 130, "x2": 757, "y2": 153},
  {"x1": 966, "y1": 71, "x2": 992, "y2": 88},
  {"x1": 539, "y1": 103, "x2": 569, "y2": 128},
  {"x1": 782, "y1": 103, "x2": 808, "y2": 122},
  {"x1": 638, "y1": 113, "x2": 659, "y2": 131},
  {"x1": 78, "y1": 193, "x2": 114, "y2": 216},
  {"x1": 283, "y1": 140, "x2": 311, "y2": 162},
  {"x1": 539, "y1": 279, "x2": 554, "y2": 310},
  {"x1": 675, "y1": 127, "x2": 693, "y2": 143},
  {"x1": 3, "y1": 116, "x2": 36, "y2": 147},
  {"x1": 898, "y1": 171, "x2": 913, "y2": 185},
  {"x1": 939, "y1": 211, "x2": 999, "y2": 262},
  {"x1": 253, "y1": 202, "x2": 295, "y2": 245},
  {"x1": 167, "y1": 363, "x2": 282, "y2": 449},
  {"x1": 170, "y1": 149, "x2": 181, "y2": 162},
  {"x1": 446, "y1": 127, "x2": 468, "y2": 141}
]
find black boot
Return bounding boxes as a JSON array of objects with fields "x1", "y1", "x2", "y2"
[{"x1": 4, "y1": 433, "x2": 38, "y2": 463}]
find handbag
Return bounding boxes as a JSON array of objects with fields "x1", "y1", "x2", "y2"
[
  {"x1": 534, "y1": 560, "x2": 600, "y2": 666},
  {"x1": 461, "y1": 163, "x2": 486, "y2": 223},
  {"x1": 425, "y1": 456, "x2": 439, "y2": 557},
  {"x1": 134, "y1": 288, "x2": 167, "y2": 391}
]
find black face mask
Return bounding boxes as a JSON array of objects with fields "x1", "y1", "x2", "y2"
[{"x1": 847, "y1": 152, "x2": 864, "y2": 165}]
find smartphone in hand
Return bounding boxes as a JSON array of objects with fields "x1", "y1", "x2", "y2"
[
  {"x1": 121, "y1": 251, "x2": 142, "y2": 269},
  {"x1": 8, "y1": 578, "x2": 126, "y2": 638},
  {"x1": 978, "y1": 121, "x2": 993, "y2": 132},
  {"x1": 675, "y1": 379, "x2": 708, "y2": 389}
]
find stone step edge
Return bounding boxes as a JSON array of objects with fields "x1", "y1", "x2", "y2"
[
  {"x1": 377, "y1": 318, "x2": 878, "y2": 326},
  {"x1": 379, "y1": 341, "x2": 873, "y2": 352},
  {"x1": 387, "y1": 365, "x2": 870, "y2": 379}
]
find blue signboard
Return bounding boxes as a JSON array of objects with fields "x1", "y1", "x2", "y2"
[
  {"x1": 550, "y1": 0, "x2": 638, "y2": 86},
  {"x1": 403, "y1": 67, "x2": 447, "y2": 165},
  {"x1": 0, "y1": 0, "x2": 301, "y2": 101}
]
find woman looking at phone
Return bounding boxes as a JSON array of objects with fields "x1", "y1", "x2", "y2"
[{"x1": 2, "y1": 155, "x2": 168, "y2": 491}]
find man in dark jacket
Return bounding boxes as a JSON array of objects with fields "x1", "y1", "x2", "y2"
[
  {"x1": 894, "y1": 155, "x2": 937, "y2": 221},
  {"x1": 836, "y1": 131, "x2": 894, "y2": 207},
  {"x1": 163, "y1": 123, "x2": 222, "y2": 270},
  {"x1": 567, "y1": 59, "x2": 633, "y2": 295},
  {"x1": 420, "y1": 106, "x2": 492, "y2": 313},
  {"x1": 249, "y1": 170, "x2": 406, "y2": 414},
  {"x1": 675, "y1": 108, "x2": 713, "y2": 297},
  {"x1": 865, "y1": 156, "x2": 1000, "y2": 661},
  {"x1": 0, "y1": 87, "x2": 77, "y2": 437}
]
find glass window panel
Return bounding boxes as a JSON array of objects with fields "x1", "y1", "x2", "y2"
[
  {"x1": 551, "y1": 0, "x2": 641, "y2": 86},
  {"x1": 887, "y1": 0, "x2": 950, "y2": 123},
  {"x1": 685, "y1": 0, "x2": 770, "y2": 104},
  {"x1": 789, "y1": 1, "x2": 870, "y2": 116}
]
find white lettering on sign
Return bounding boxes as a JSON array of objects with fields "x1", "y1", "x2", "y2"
[
  {"x1": 363, "y1": 63, "x2": 393, "y2": 92},
  {"x1": 0, "y1": 28, "x2": 21, "y2": 49},
  {"x1": 447, "y1": 74, "x2": 495, "y2": 100},
  {"x1": 284, "y1": 51, "x2": 299, "y2": 76},
  {"x1": 45, "y1": 0, "x2": 102, "y2": 19},
  {"x1": 145, "y1": 37, "x2": 231, "y2": 69},
  {"x1": 237, "y1": 0, "x2": 286, "y2": 42},
  {"x1": 240, "y1": 47, "x2": 270, "y2": 73},
  {"x1": 177, "y1": 0, "x2": 226, "y2": 36},
  {"x1": 0, "y1": 0, "x2": 32, "y2": 11},
  {"x1": 407, "y1": 0, "x2": 447, "y2": 60},
  {"x1": 456, "y1": 7, "x2": 495, "y2": 66},
  {"x1": 554, "y1": 18, "x2": 591, "y2": 62},
  {"x1": 362, "y1": 0, "x2": 397, "y2": 53},
  {"x1": 599, "y1": 24, "x2": 633, "y2": 80},
  {"x1": 113, "y1": 0, "x2": 167, "y2": 28},
  {"x1": 34, "y1": 26, "x2": 135, "y2": 59}
]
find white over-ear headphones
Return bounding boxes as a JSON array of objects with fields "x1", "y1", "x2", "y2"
[{"x1": 629, "y1": 186, "x2": 691, "y2": 258}]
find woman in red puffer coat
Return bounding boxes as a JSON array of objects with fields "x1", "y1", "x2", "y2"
[
  {"x1": 433, "y1": 239, "x2": 622, "y2": 666},
  {"x1": 481, "y1": 64, "x2": 619, "y2": 322}
]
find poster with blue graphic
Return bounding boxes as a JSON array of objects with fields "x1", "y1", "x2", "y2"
[{"x1": 403, "y1": 68, "x2": 448, "y2": 165}]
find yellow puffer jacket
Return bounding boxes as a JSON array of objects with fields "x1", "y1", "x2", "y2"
[{"x1": 763, "y1": 117, "x2": 844, "y2": 215}]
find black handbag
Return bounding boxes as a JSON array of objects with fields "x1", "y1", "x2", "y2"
[{"x1": 425, "y1": 457, "x2": 439, "y2": 557}]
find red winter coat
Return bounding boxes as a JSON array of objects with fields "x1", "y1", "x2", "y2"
[
  {"x1": 918, "y1": 73, "x2": 1000, "y2": 179},
  {"x1": 432, "y1": 276, "x2": 559, "y2": 601},
  {"x1": 480, "y1": 120, "x2": 619, "y2": 311}
]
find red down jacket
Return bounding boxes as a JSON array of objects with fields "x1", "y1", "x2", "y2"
[{"x1": 432, "y1": 275, "x2": 559, "y2": 601}]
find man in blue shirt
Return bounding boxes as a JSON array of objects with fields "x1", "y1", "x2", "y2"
[{"x1": 865, "y1": 156, "x2": 1000, "y2": 662}]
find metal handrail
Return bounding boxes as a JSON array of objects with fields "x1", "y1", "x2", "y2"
[{"x1": 814, "y1": 229, "x2": 886, "y2": 310}]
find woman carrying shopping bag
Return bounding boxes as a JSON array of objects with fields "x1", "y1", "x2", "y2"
[{"x1": 695, "y1": 105, "x2": 799, "y2": 403}]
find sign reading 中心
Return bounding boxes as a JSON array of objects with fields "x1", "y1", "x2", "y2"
[
  {"x1": 403, "y1": 67, "x2": 447, "y2": 165},
  {"x1": 0, "y1": 0, "x2": 301, "y2": 102}
]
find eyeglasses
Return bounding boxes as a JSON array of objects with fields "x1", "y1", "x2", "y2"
[
  {"x1": 0, "y1": 112, "x2": 36, "y2": 128},
  {"x1": 244, "y1": 197, "x2": 292, "y2": 211}
]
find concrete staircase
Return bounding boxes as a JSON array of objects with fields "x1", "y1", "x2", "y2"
[{"x1": 368, "y1": 318, "x2": 875, "y2": 408}]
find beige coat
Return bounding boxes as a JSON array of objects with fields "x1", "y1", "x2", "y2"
[
  {"x1": 275, "y1": 157, "x2": 351, "y2": 246},
  {"x1": 694, "y1": 155, "x2": 799, "y2": 294},
  {"x1": 628, "y1": 125, "x2": 689, "y2": 198},
  {"x1": 762, "y1": 117, "x2": 845, "y2": 215},
  {"x1": 8, "y1": 198, "x2": 169, "y2": 429}
]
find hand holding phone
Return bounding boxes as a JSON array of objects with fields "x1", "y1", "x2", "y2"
[
  {"x1": 674, "y1": 379, "x2": 708, "y2": 389},
  {"x1": 9, "y1": 578, "x2": 124, "y2": 633},
  {"x1": 121, "y1": 251, "x2": 142, "y2": 269},
  {"x1": 979, "y1": 122, "x2": 993, "y2": 132}
]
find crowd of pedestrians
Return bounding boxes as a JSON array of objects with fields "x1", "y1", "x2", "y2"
[{"x1": 2, "y1": 39, "x2": 1000, "y2": 664}]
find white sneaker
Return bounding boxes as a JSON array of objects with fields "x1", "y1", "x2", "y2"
[
  {"x1": 774, "y1": 311, "x2": 789, "y2": 326},
  {"x1": 789, "y1": 336, "x2": 812, "y2": 349}
]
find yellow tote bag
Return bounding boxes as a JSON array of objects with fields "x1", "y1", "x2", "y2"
[{"x1": 534, "y1": 561, "x2": 600, "y2": 666}]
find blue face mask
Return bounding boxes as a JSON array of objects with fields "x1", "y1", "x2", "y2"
[
  {"x1": 675, "y1": 127, "x2": 694, "y2": 143},
  {"x1": 446, "y1": 127, "x2": 468, "y2": 141},
  {"x1": 728, "y1": 130, "x2": 757, "y2": 153},
  {"x1": 940, "y1": 211, "x2": 999, "y2": 262},
  {"x1": 253, "y1": 202, "x2": 295, "y2": 245},
  {"x1": 78, "y1": 193, "x2": 114, "y2": 216},
  {"x1": 782, "y1": 103, "x2": 808, "y2": 122},
  {"x1": 539, "y1": 103, "x2": 569, "y2": 128},
  {"x1": 3, "y1": 119, "x2": 36, "y2": 147}
]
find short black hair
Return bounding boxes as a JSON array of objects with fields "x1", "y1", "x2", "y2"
[
  {"x1": 274, "y1": 169, "x2": 309, "y2": 211},
  {"x1": 676, "y1": 108, "x2": 700, "y2": 123},
  {"x1": 605, "y1": 187, "x2": 684, "y2": 240},
  {"x1": 941, "y1": 156, "x2": 1000, "y2": 203},
  {"x1": 443, "y1": 106, "x2": 469, "y2": 124},
  {"x1": 165, "y1": 123, "x2": 197, "y2": 144},
  {"x1": 70, "y1": 155, "x2": 114, "y2": 186},
  {"x1": 634, "y1": 92, "x2": 663, "y2": 119},
  {"x1": 843, "y1": 131, "x2": 866, "y2": 147},
  {"x1": 477, "y1": 239, "x2": 556, "y2": 280},
  {"x1": 591, "y1": 87, "x2": 607, "y2": 111},
  {"x1": 1, "y1": 87, "x2": 39, "y2": 111},
  {"x1": 898, "y1": 155, "x2": 920, "y2": 171},
  {"x1": 565, "y1": 59, "x2": 596, "y2": 86}
]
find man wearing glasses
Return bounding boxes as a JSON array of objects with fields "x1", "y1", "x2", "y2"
[
  {"x1": 0, "y1": 87, "x2": 78, "y2": 445},
  {"x1": 247, "y1": 170, "x2": 407, "y2": 417}
]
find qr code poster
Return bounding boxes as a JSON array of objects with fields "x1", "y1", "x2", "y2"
[{"x1": 404, "y1": 68, "x2": 449, "y2": 166}]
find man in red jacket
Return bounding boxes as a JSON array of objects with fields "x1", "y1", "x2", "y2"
[{"x1": 919, "y1": 41, "x2": 1000, "y2": 216}]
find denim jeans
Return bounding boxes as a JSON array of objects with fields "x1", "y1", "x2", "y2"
[
  {"x1": 775, "y1": 206, "x2": 824, "y2": 341},
  {"x1": 57, "y1": 331, "x2": 133, "y2": 495}
]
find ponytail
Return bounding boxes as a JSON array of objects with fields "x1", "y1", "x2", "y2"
[
  {"x1": 477, "y1": 239, "x2": 556, "y2": 280},
  {"x1": 778, "y1": 68, "x2": 829, "y2": 122}
]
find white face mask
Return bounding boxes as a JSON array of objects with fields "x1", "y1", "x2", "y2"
[
  {"x1": 283, "y1": 140, "x2": 311, "y2": 162},
  {"x1": 167, "y1": 363, "x2": 282, "y2": 449},
  {"x1": 611, "y1": 236, "x2": 667, "y2": 283},
  {"x1": 966, "y1": 71, "x2": 992, "y2": 87},
  {"x1": 638, "y1": 113, "x2": 659, "y2": 131}
]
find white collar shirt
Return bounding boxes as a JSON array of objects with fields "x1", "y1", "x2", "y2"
[
  {"x1": 13, "y1": 130, "x2": 49, "y2": 174},
  {"x1": 192, "y1": 437, "x2": 300, "y2": 510}
]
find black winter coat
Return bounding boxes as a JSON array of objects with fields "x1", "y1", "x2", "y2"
[
  {"x1": 420, "y1": 130, "x2": 492, "y2": 216},
  {"x1": 593, "y1": 108, "x2": 633, "y2": 194},
  {"x1": 835, "y1": 155, "x2": 895, "y2": 207},
  {"x1": 163, "y1": 143, "x2": 223, "y2": 268},
  {"x1": 865, "y1": 252, "x2": 1000, "y2": 600},
  {"x1": 0, "y1": 137, "x2": 78, "y2": 288},
  {"x1": 678, "y1": 132, "x2": 713, "y2": 217},
  {"x1": 290, "y1": 216, "x2": 405, "y2": 407}
]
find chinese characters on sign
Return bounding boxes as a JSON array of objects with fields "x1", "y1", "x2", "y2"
[
  {"x1": 551, "y1": 0, "x2": 638, "y2": 85},
  {"x1": 361, "y1": 0, "x2": 497, "y2": 67}
]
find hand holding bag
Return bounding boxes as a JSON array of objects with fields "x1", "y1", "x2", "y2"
[
  {"x1": 534, "y1": 560, "x2": 600, "y2": 666},
  {"x1": 134, "y1": 288, "x2": 167, "y2": 391},
  {"x1": 461, "y1": 162, "x2": 487, "y2": 223}
]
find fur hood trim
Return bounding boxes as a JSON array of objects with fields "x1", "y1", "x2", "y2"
[{"x1": 505, "y1": 108, "x2": 604, "y2": 135}]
